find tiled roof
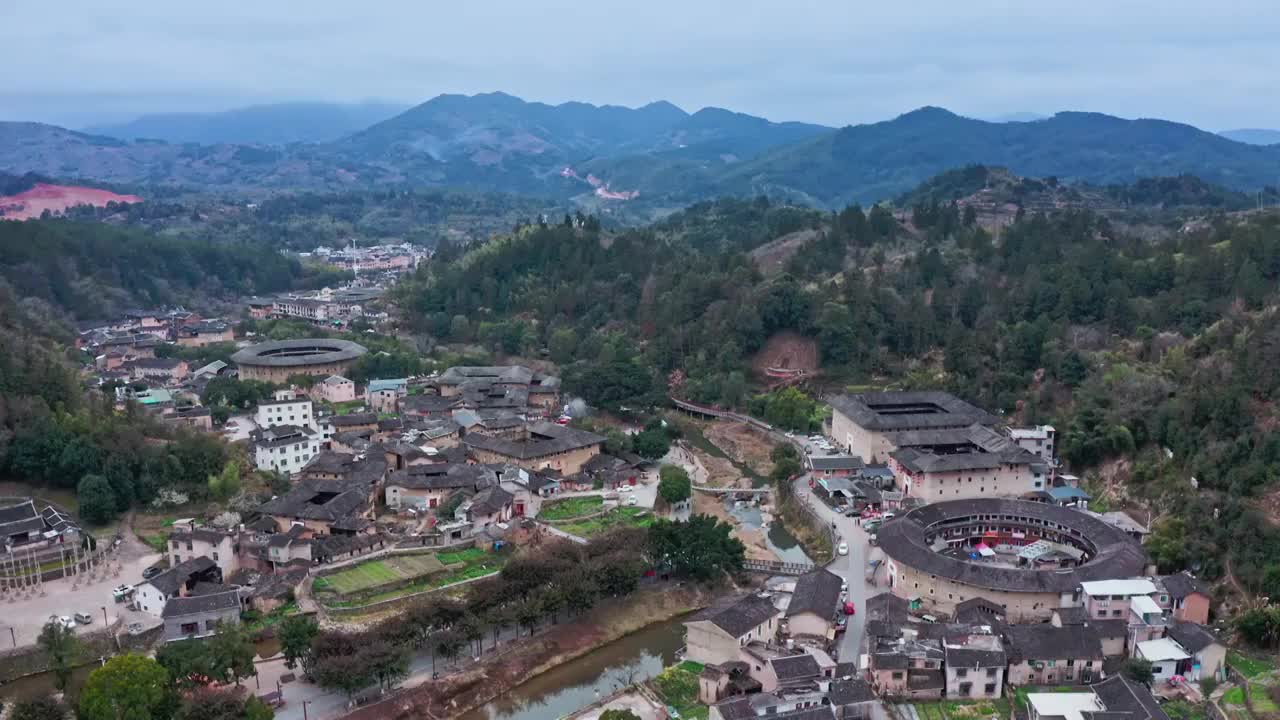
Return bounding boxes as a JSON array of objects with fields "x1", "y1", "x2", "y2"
[
  {"x1": 786, "y1": 568, "x2": 843, "y2": 619},
  {"x1": 690, "y1": 594, "x2": 780, "y2": 638},
  {"x1": 161, "y1": 588, "x2": 241, "y2": 618}
]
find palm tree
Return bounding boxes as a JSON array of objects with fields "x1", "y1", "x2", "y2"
[{"x1": 37, "y1": 620, "x2": 81, "y2": 692}]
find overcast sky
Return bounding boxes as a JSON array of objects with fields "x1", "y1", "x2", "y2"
[{"x1": 3, "y1": 0, "x2": 1278, "y2": 131}]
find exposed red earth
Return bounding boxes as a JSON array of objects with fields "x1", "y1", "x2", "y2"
[{"x1": 0, "y1": 183, "x2": 142, "y2": 220}]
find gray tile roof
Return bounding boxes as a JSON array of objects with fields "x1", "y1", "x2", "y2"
[
  {"x1": 786, "y1": 568, "x2": 843, "y2": 619},
  {"x1": 691, "y1": 593, "x2": 780, "y2": 638},
  {"x1": 877, "y1": 498, "x2": 1147, "y2": 593},
  {"x1": 829, "y1": 677, "x2": 876, "y2": 705},
  {"x1": 161, "y1": 588, "x2": 241, "y2": 618},
  {"x1": 387, "y1": 463, "x2": 495, "y2": 491},
  {"x1": 1165, "y1": 621, "x2": 1218, "y2": 654},
  {"x1": 1159, "y1": 572, "x2": 1209, "y2": 599},
  {"x1": 829, "y1": 391, "x2": 998, "y2": 431},
  {"x1": 770, "y1": 653, "x2": 822, "y2": 680},
  {"x1": 1087, "y1": 675, "x2": 1170, "y2": 720},
  {"x1": 463, "y1": 421, "x2": 605, "y2": 460},
  {"x1": 146, "y1": 556, "x2": 217, "y2": 596},
  {"x1": 1004, "y1": 624, "x2": 1104, "y2": 662}
]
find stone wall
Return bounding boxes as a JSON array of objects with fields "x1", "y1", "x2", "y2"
[{"x1": 0, "y1": 620, "x2": 163, "y2": 684}]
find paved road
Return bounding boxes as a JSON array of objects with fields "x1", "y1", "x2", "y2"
[{"x1": 791, "y1": 472, "x2": 875, "y2": 664}]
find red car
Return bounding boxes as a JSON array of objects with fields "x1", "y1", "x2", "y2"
[{"x1": 843, "y1": 601, "x2": 856, "y2": 616}]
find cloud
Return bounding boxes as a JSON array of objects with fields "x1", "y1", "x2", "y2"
[{"x1": 2, "y1": 0, "x2": 1278, "y2": 130}]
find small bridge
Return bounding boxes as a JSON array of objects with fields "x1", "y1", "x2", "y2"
[
  {"x1": 742, "y1": 559, "x2": 816, "y2": 576},
  {"x1": 692, "y1": 485, "x2": 772, "y2": 496},
  {"x1": 669, "y1": 397, "x2": 779, "y2": 436}
]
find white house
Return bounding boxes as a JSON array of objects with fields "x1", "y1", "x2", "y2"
[{"x1": 255, "y1": 390, "x2": 315, "y2": 430}]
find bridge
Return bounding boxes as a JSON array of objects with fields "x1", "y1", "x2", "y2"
[
  {"x1": 692, "y1": 485, "x2": 772, "y2": 496},
  {"x1": 742, "y1": 558, "x2": 816, "y2": 576},
  {"x1": 669, "y1": 397, "x2": 778, "y2": 434}
]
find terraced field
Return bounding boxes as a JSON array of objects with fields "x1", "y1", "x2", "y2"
[{"x1": 314, "y1": 553, "x2": 446, "y2": 595}]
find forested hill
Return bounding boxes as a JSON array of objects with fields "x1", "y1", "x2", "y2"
[
  {"x1": 0, "y1": 220, "x2": 345, "y2": 320},
  {"x1": 395, "y1": 195, "x2": 1280, "y2": 596}
]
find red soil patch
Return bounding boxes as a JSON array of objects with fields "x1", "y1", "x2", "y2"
[
  {"x1": 0, "y1": 183, "x2": 141, "y2": 220},
  {"x1": 750, "y1": 331, "x2": 819, "y2": 380}
]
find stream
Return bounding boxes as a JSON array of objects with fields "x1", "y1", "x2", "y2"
[{"x1": 457, "y1": 617, "x2": 686, "y2": 720}]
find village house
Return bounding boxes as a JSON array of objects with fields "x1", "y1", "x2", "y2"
[
  {"x1": 328, "y1": 412, "x2": 379, "y2": 435},
  {"x1": 1004, "y1": 624, "x2": 1106, "y2": 685},
  {"x1": 367, "y1": 378, "x2": 408, "y2": 413},
  {"x1": 684, "y1": 594, "x2": 784, "y2": 666},
  {"x1": 255, "y1": 478, "x2": 376, "y2": 536},
  {"x1": 1051, "y1": 607, "x2": 1130, "y2": 657},
  {"x1": 1156, "y1": 572, "x2": 1212, "y2": 625},
  {"x1": 162, "y1": 589, "x2": 243, "y2": 642},
  {"x1": 710, "y1": 696, "x2": 837, "y2": 720},
  {"x1": 1007, "y1": 425, "x2": 1056, "y2": 464},
  {"x1": 314, "y1": 375, "x2": 357, "y2": 404},
  {"x1": 127, "y1": 357, "x2": 190, "y2": 384},
  {"x1": 176, "y1": 321, "x2": 234, "y2": 347},
  {"x1": 943, "y1": 633, "x2": 1006, "y2": 699},
  {"x1": 255, "y1": 390, "x2": 315, "y2": 429},
  {"x1": 1126, "y1": 593, "x2": 1169, "y2": 654},
  {"x1": 168, "y1": 520, "x2": 239, "y2": 576},
  {"x1": 251, "y1": 425, "x2": 320, "y2": 475},
  {"x1": 401, "y1": 393, "x2": 458, "y2": 419},
  {"x1": 498, "y1": 466, "x2": 559, "y2": 518},
  {"x1": 1163, "y1": 621, "x2": 1226, "y2": 682},
  {"x1": 135, "y1": 556, "x2": 223, "y2": 616},
  {"x1": 1079, "y1": 578, "x2": 1159, "y2": 621},
  {"x1": 806, "y1": 455, "x2": 866, "y2": 480},
  {"x1": 742, "y1": 647, "x2": 836, "y2": 694},
  {"x1": 162, "y1": 405, "x2": 213, "y2": 431},
  {"x1": 384, "y1": 463, "x2": 496, "y2": 511},
  {"x1": 459, "y1": 485, "x2": 514, "y2": 532},
  {"x1": 1025, "y1": 676, "x2": 1169, "y2": 720},
  {"x1": 463, "y1": 421, "x2": 605, "y2": 475},
  {"x1": 785, "y1": 568, "x2": 844, "y2": 639}
]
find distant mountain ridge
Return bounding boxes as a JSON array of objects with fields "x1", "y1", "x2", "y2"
[
  {"x1": 1219, "y1": 128, "x2": 1280, "y2": 146},
  {"x1": 2, "y1": 93, "x2": 1279, "y2": 211},
  {"x1": 85, "y1": 101, "x2": 411, "y2": 145}
]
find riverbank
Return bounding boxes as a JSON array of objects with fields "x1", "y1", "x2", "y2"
[{"x1": 340, "y1": 582, "x2": 722, "y2": 720}]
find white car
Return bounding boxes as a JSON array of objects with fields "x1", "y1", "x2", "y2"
[
  {"x1": 627, "y1": 495, "x2": 638, "y2": 506},
  {"x1": 53, "y1": 615, "x2": 76, "y2": 631},
  {"x1": 837, "y1": 542, "x2": 849, "y2": 556},
  {"x1": 841, "y1": 580, "x2": 848, "y2": 591}
]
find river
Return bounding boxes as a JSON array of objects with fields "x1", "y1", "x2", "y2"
[
  {"x1": 725, "y1": 497, "x2": 813, "y2": 564},
  {"x1": 457, "y1": 617, "x2": 686, "y2": 720}
]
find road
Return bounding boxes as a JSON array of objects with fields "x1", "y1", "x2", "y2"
[{"x1": 792, "y1": 472, "x2": 874, "y2": 663}]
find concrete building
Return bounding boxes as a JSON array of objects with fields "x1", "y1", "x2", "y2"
[
  {"x1": 168, "y1": 520, "x2": 238, "y2": 576},
  {"x1": 255, "y1": 392, "x2": 315, "y2": 429},
  {"x1": 367, "y1": 378, "x2": 408, "y2": 413},
  {"x1": 1026, "y1": 676, "x2": 1169, "y2": 720},
  {"x1": 176, "y1": 321, "x2": 234, "y2": 348},
  {"x1": 828, "y1": 391, "x2": 998, "y2": 463},
  {"x1": 135, "y1": 556, "x2": 222, "y2": 616},
  {"x1": 1156, "y1": 573, "x2": 1212, "y2": 625},
  {"x1": 1164, "y1": 621, "x2": 1226, "y2": 682},
  {"x1": 1004, "y1": 624, "x2": 1106, "y2": 685},
  {"x1": 127, "y1": 357, "x2": 190, "y2": 384},
  {"x1": 385, "y1": 463, "x2": 496, "y2": 510},
  {"x1": 251, "y1": 425, "x2": 320, "y2": 475},
  {"x1": 1008, "y1": 425, "x2": 1056, "y2": 464},
  {"x1": 314, "y1": 375, "x2": 356, "y2": 404},
  {"x1": 1079, "y1": 578, "x2": 1159, "y2": 621}
]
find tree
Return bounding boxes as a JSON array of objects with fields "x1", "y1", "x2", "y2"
[
  {"x1": 1236, "y1": 607, "x2": 1280, "y2": 649},
  {"x1": 207, "y1": 460, "x2": 241, "y2": 500},
  {"x1": 10, "y1": 695, "x2": 68, "y2": 720},
  {"x1": 176, "y1": 688, "x2": 274, "y2": 720},
  {"x1": 156, "y1": 639, "x2": 217, "y2": 688},
  {"x1": 433, "y1": 629, "x2": 464, "y2": 672},
  {"x1": 657, "y1": 465, "x2": 692, "y2": 505},
  {"x1": 649, "y1": 515, "x2": 745, "y2": 581},
  {"x1": 79, "y1": 654, "x2": 175, "y2": 720},
  {"x1": 279, "y1": 614, "x2": 319, "y2": 670},
  {"x1": 600, "y1": 711, "x2": 642, "y2": 720},
  {"x1": 632, "y1": 419, "x2": 672, "y2": 460},
  {"x1": 362, "y1": 638, "x2": 410, "y2": 691},
  {"x1": 207, "y1": 621, "x2": 256, "y2": 686},
  {"x1": 76, "y1": 474, "x2": 118, "y2": 525},
  {"x1": 1122, "y1": 658, "x2": 1155, "y2": 685},
  {"x1": 37, "y1": 618, "x2": 80, "y2": 692}
]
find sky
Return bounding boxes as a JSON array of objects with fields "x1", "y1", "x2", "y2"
[{"x1": 3, "y1": 0, "x2": 1279, "y2": 131}]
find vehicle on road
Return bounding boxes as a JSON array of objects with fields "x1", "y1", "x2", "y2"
[
  {"x1": 837, "y1": 542, "x2": 849, "y2": 555},
  {"x1": 142, "y1": 566, "x2": 163, "y2": 580},
  {"x1": 112, "y1": 584, "x2": 134, "y2": 602},
  {"x1": 843, "y1": 601, "x2": 856, "y2": 616},
  {"x1": 53, "y1": 615, "x2": 76, "y2": 630},
  {"x1": 127, "y1": 622, "x2": 145, "y2": 635},
  {"x1": 73, "y1": 612, "x2": 93, "y2": 625},
  {"x1": 627, "y1": 495, "x2": 638, "y2": 506}
]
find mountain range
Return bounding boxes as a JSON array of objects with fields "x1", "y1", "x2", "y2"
[
  {"x1": 1, "y1": 92, "x2": 1278, "y2": 210},
  {"x1": 83, "y1": 101, "x2": 410, "y2": 145},
  {"x1": 1218, "y1": 128, "x2": 1280, "y2": 146}
]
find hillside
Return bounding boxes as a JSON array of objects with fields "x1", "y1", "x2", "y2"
[
  {"x1": 2, "y1": 97, "x2": 1279, "y2": 213},
  {"x1": 84, "y1": 101, "x2": 410, "y2": 145},
  {"x1": 394, "y1": 193, "x2": 1280, "y2": 600},
  {"x1": 710, "y1": 108, "x2": 1280, "y2": 206}
]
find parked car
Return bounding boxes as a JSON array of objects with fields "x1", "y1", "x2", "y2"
[
  {"x1": 627, "y1": 495, "x2": 638, "y2": 506},
  {"x1": 837, "y1": 542, "x2": 849, "y2": 556},
  {"x1": 127, "y1": 622, "x2": 145, "y2": 635},
  {"x1": 74, "y1": 612, "x2": 93, "y2": 625},
  {"x1": 843, "y1": 601, "x2": 856, "y2": 616},
  {"x1": 53, "y1": 615, "x2": 76, "y2": 630},
  {"x1": 142, "y1": 566, "x2": 163, "y2": 580},
  {"x1": 112, "y1": 584, "x2": 134, "y2": 602}
]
